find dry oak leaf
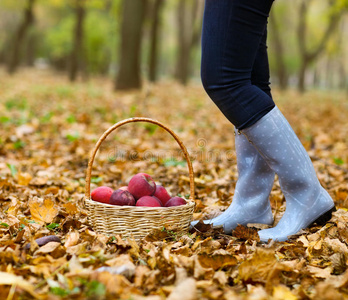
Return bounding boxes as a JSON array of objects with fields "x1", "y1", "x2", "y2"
[
  {"x1": 238, "y1": 248, "x2": 290, "y2": 288},
  {"x1": 29, "y1": 197, "x2": 58, "y2": 224},
  {"x1": 306, "y1": 265, "x2": 333, "y2": 279},
  {"x1": 198, "y1": 251, "x2": 237, "y2": 270},
  {"x1": 233, "y1": 224, "x2": 260, "y2": 241}
]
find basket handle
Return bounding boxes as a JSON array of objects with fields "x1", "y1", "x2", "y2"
[{"x1": 85, "y1": 117, "x2": 195, "y2": 202}]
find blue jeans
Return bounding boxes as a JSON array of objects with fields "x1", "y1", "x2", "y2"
[{"x1": 201, "y1": 0, "x2": 275, "y2": 129}]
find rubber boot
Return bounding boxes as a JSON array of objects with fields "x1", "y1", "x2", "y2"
[
  {"x1": 240, "y1": 106, "x2": 336, "y2": 242},
  {"x1": 191, "y1": 129, "x2": 275, "y2": 234}
]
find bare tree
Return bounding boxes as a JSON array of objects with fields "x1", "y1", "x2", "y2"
[
  {"x1": 175, "y1": 0, "x2": 204, "y2": 85},
  {"x1": 116, "y1": 0, "x2": 147, "y2": 90},
  {"x1": 7, "y1": 0, "x2": 36, "y2": 74},
  {"x1": 69, "y1": 0, "x2": 86, "y2": 82},
  {"x1": 297, "y1": 0, "x2": 343, "y2": 92},
  {"x1": 269, "y1": 11, "x2": 288, "y2": 90},
  {"x1": 148, "y1": 0, "x2": 164, "y2": 82}
]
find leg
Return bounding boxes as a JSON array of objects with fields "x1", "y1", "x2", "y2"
[
  {"x1": 251, "y1": 27, "x2": 272, "y2": 99},
  {"x1": 192, "y1": 1, "x2": 276, "y2": 233},
  {"x1": 201, "y1": 0, "x2": 275, "y2": 130}
]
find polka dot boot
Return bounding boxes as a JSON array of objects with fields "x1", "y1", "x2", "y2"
[
  {"x1": 191, "y1": 128, "x2": 275, "y2": 234},
  {"x1": 240, "y1": 106, "x2": 336, "y2": 242}
]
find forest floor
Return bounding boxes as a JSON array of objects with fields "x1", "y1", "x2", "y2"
[{"x1": 0, "y1": 68, "x2": 348, "y2": 299}]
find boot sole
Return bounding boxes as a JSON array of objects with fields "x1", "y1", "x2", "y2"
[{"x1": 310, "y1": 206, "x2": 337, "y2": 227}]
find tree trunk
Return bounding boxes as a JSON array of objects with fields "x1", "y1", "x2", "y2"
[
  {"x1": 69, "y1": 0, "x2": 86, "y2": 82},
  {"x1": 298, "y1": 56, "x2": 309, "y2": 93},
  {"x1": 26, "y1": 32, "x2": 36, "y2": 66},
  {"x1": 297, "y1": 0, "x2": 342, "y2": 92},
  {"x1": 175, "y1": 0, "x2": 204, "y2": 85},
  {"x1": 269, "y1": 11, "x2": 288, "y2": 90},
  {"x1": 7, "y1": 0, "x2": 35, "y2": 74},
  {"x1": 116, "y1": 0, "x2": 147, "y2": 90},
  {"x1": 148, "y1": 0, "x2": 164, "y2": 82}
]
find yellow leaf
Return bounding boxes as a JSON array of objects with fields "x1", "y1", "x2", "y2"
[
  {"x1": 62, "y1": 202, "x2": 78, "y2": 215},
  {"x1": 29, "y1": 197, "x2": 58, "y2": 224},
  {"x1": 0, "y1": 272, "x2": 42, "y2": 299},
  {"x1": 17, "y1": 172, "x2": 32, "y2": 186},
  {"x1": 273, "y1": 285, "x2": 298, "y2": 300}
]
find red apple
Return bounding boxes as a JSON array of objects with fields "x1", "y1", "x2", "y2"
[
  {"x1": 91, "y1": 186, "x2": 113, "y2": 204},
  {"x1": 152, "y1": 196, "x2": 162, "y2": 206},
  {"x1": 128, "y1": 173, "x2": 156, "y2": 200},
  {"x1": 110, "y1": 189, "x2": 135, "y2": 206},
  {"x1": 136, "y1": 196, "x2": 162, "y2": 207},
  {"x1": 119, "y1": 186, "x2": 129, "y2": 191},
  {"x1": 165, "y1": 196, "x2": 186, "y2": 207},
  {"x1": 153, "y1": 185, "x2": 171, "y2": 206}
]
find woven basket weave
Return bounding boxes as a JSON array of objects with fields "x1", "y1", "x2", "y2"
[{"x1": 84, "y1": 117, "x2": 195, "y2": 241}]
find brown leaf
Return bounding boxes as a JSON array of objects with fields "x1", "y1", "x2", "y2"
[
  {"x1": 313, "y1": 281, "x2": 346, "y2": 300},
  {"x1": 29, "y1": 197, "x2": 59, "y2": 224},
  {"x1": 35, "y1": 241, "x2": 61, "y2": 255},
  {"x1": 134, "y1": 265, "x2": 151, "y2": 288},
  {"x1": 198, "y1": 252, "x2": 237, "y2": 270},
  {"x1": 190, "y1": 220, "x2": 214, "y2": 233},
  {"x1": 192, "y1": 237, "x2": 221, "y2": 254},
  {"x1": 306, "y1": 265, "x2": 333, "y2": 279},
  {"x1": 167, "y1": 278, "x2": 197, "y2": 300},
  {"x1": 91, "y1": 272, "x2": 139, "y2": 296},
  {"x1": 144, "y1": 227, "x2": 175, "y2": 242},
  {"x1": 238, "y1": 248, "x2": 290, "y2": 291},
  {"x1": 233, "y1": 224, "x2": 260, "y2": 241},
  {"x1": 64, "y1": 230, "x2": 80, "y2": 248}
]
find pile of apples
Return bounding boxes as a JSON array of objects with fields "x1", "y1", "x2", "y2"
[{"x1": 91, "y1": 173, "x2": 186, "y2": 207}]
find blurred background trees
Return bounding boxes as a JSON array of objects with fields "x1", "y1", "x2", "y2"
[{"x1": 0, "y1": 0, "x2": 347, "y2": 92}]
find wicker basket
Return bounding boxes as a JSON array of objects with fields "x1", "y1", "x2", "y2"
[{"x1": 84, "y1": 117, "x2": 196, "y2": 241}]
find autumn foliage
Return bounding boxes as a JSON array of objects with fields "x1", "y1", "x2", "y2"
[{"x1": 0, "y1": 69, "x2": 348, "y2": 299}]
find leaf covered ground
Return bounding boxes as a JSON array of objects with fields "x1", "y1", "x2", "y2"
[{"x1": 0, "y1": 69, "x2": 348, "y2": 299}]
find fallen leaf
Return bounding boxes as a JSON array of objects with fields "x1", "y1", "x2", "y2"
[
  {"x1": 233, "y1": 224, "x2": 260, "y2": 241},
  {"x1": 29, "y1": 197, "x2": 59, "y2": 224},
  {"x1": 307, "y1": 265, "x2": 333, "y2": 279},
  {"x1": 273, "y1": 285, "x2": 297, "y2": 300},
  {"x1": 17, "y1": 172, "x2": 32, "y2": 186},
  {"x1": 35, "y1": 241, "x2": 61, "y2": 255},
  {"x1": 167, "y1": 278, "x2": 197, "y2": 300},
  {"x1": 238, "y1": 248, "x2": 290, "y2": 291},
  {"x1": 24, "y1": 235, "x2": 61, "y2": 250},
  {"x1": 64, "y1": 230, "x2": 80, "y2": 248},
  {"x1": 62, "y1": 202, "x2": 79, "y2": 215},
  {"x1": 190, "y1": 220, "x2": 215, "y2": 236},
  {"x1": 0, "y1": 272, "x2": 42, "y2": 299},
  {"x1": 198, "y1": 252, "x2": 237, "y2": 270}
]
